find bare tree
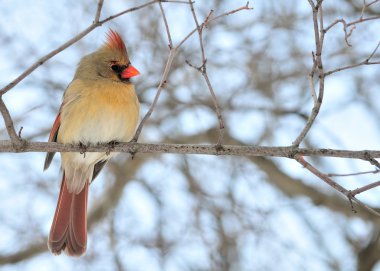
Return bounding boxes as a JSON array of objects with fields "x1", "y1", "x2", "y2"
[{"x1": 1, "y1": 0, "x2": 380, "y2": 270}]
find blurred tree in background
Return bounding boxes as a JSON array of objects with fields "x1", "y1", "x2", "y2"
[{"x1": 1, "y1": 0, "x2": 380, "y2": 270}]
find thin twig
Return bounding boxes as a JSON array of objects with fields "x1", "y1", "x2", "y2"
[
  {"x1": 204, "y1": 9, "x2": 214, "y2": 28},
  {"x1": 132, "y1": 2, "x2": 252, "y2": 142},
  {"x1": 174, "y1": 2, "x2": 251, "y2": 51},
  {"x1": 324, "y1": 61, "x2": 380, "y2": 76},
  {"x1": 366, "y1": 0, "x2": 380, "y2": 7},
  {"x1": 296, "y1": 155, "x2": 348, "y2": 194},
  {"x1": 189, "y1": 0, "x2": 206, "y2": 59},
  {"x1": 132, "y1": 50, "x2": 177, "y2": 141},
  {"x1": 0, "y1": 98, "x2": 22, "y2": 145},
  {"x1": 203, "y1": 70, "x2": 225, "y2": 144},
  {"x1": 0, "y1": 1, "x2": 158, "y2": 143},
  {"x1": 188, "y1": 0, "x2": 224, "y2": 144},
  {"x1": 295, "y1": 155, "x2": 380, "y2": 217},
  {"x1": 367, "y1": 41, "x2": 380, "y2": 60},
  {"x1": 307, "y1": 0, "x2": 315, "y2": 8},
  {"x1": 350, "y1": 181, "x2": 380, "y2": 197},
  {"x1": 132, "y1": 0, "x2": 177, "y2": 142},
  {"x1": 308, "y1": 51, "x2": 318, "y2": 104},
  {"x1": 18, "y1": 126, "x2": 23, "y2": 138},
  {"x1": 325, "y1": 41, "x2": 380, "y2": 77},
  {"x1": 360, "y1": 0, "x2": 367, "y2": 18},
  {"x1": 100, "y1": 1, "x2": 157, "y2": 23},
  {"x1": 293, "y1": 1, "x2": 325, "y2": 147},
  {"x1": 94, "y1": 0, "x2": 104, "y2": 23},
  {"x1": 209, "y1": 1, "x2": 252, "y2": 21},
  {"x1": 327, "y1": 169, "x2": 380, "y2": 177},
  {"x1": 323, "y1": 4, "x2": 380, "y2": 46},
  {"x1": 0, "y1": 26, "x2": 97, "y2": 96},
  {"x1": 161, "y1": 0, "x2": 194, "y2": 3},
  {"x1": 0, "y1": 0, "x2": 157, "y2": 96},
  {"x1": 307, "y1": 75, "x2": 318, "y2": 104},
  {"x1": 347, "y1": 15, "x2": 380, "y2": 27},
  {"x1": 323, "y1": 18, "x2": 353, "y2": 46},
  {"x1": 158, "y1": 0, "x2": 173, "y2": 49}
]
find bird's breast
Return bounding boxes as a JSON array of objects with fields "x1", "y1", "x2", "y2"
[{"x1": 58, "y1": 79, "x2": 140, "y2": 144}]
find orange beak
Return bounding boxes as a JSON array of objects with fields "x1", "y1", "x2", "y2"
[{"x1": 121, "y1": 65, "x2": 140, "y2": 79}]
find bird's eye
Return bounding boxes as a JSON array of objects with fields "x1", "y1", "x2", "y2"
[{"x1": 111, "y1": 65, "x2": 120, "y2": 72}]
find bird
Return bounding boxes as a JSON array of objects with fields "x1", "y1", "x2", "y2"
[{"x1": 44, "y1": 29, "x2": 140, "y2": 256}]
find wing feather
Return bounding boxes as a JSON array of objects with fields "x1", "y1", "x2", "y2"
[{"x1": 44, "y1": 112, "x2": 61, "y2": 170}]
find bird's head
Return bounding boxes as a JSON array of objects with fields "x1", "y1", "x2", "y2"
[{"x1": 75, "y1": 29, "x2": 140, "y2": 82}]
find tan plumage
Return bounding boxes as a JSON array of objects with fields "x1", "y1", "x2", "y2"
[
  {"x1": 59, "y1": 78, "x2": 139, "y2": 193},
  {"x1": 45, "y1": 30, "x2": 140, "y2": 256}
]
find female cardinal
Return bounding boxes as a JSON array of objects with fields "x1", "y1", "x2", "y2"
[{"x1": 44, "y1": 30, "x2": 140, "y2": 256}]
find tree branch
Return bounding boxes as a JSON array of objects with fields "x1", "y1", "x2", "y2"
[
  {"x1": 158, "y1": 0, "x2": 173, "y2": 49},
  {"x1": 132, "y1": 2, "x2": 252, "y2": 142},
  {"x1": 295, "y1": 155, "x2": 380, "y2": 217},
  {"x1": 323, "y1": 0, "x2": 380, "y2": 47},
  {"x1": 0, "y1": 0, "x2": 157, "y2": 96},
  {"x1": 187, "y1": 1, "x2": 225, "y2": 145},
  {"x1": 350, "y1": 180, "x2": 380, "y2": 197},
  {"x1": 324, "y1": 41, "x2": 380, "y2": 77},
  {"x1": 327, "y1": 168, "x2": 380, "y2": 177},
  {"x1": 132, "y1": 49, "x2": 177, "y2": 142},
  {"x1": 175, "y1": 130, "x2": 380, "y2": 220},
  {"x1": 0, "y1": 98, "x2": 22, "y2": 145},
  {"x1": 94, "y1": 0, "x2": 104, "y2": 23},
  {"x1": 2, "y1": 140, "x2": 380, "y2": 160},
  {"x1": 253, "y1": 156, "x2": 380, "y2": 221},
  {"x1": 293, "y1": 1, "x2": 326, "y2": 147}
]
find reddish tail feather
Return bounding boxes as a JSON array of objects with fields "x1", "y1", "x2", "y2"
[{"x1": 48, "y1": 173, "x2": 89, "y2": 256}]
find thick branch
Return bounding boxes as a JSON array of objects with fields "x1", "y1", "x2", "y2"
[{"x1": 2, "y1": 140, "x2": 380, "y2": 159}]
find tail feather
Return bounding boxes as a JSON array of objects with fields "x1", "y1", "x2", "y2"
[{"x1": 48, "y1": 173, "x2": 88, "y2": 256}]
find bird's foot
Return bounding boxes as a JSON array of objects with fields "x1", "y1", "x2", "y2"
[
  {"x1": 79, "y1": 142, "x2": 87, "y2": 158},
  {"x1": 106, "y1": 140, "x2": 120, "y2": 155}
]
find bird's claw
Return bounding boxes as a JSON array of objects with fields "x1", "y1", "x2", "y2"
[
  {"x1": 106, "y1": 140, "x2": 119, "y2": 155},
  {"x1": 79, "y1": 142, "x2": 87, "y2": 158}
]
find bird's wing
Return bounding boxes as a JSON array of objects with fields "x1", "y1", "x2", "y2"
[
  {"x1": 44, "y1": 112, "x2": 61, "y2": 170},
  {"x1": 92, "y1": 159, "x2": 108, "y2": 182},
  {"x1": 44, "y1": 91, "x2": 81, "y2": 171}
]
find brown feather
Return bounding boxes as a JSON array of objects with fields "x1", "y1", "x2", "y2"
[
  {"x1": 48, "y1": 173, "x2": 88, "y2": 256},
  {"x1": 44, "y1": 112, "x2": 61, "y2": 170}
]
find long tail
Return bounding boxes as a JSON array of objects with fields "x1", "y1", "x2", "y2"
[{"x1": 48, "y1": 172, "x2": 89, "y2": 256}]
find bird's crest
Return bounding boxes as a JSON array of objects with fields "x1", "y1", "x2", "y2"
[{"x1": 105, "y1": 29, "x2": 127, "y2": 53}]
